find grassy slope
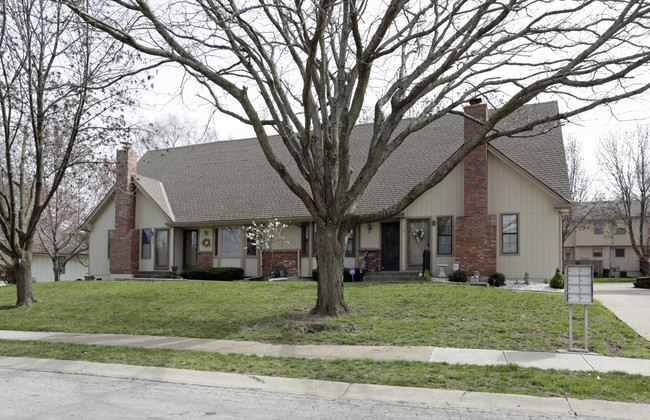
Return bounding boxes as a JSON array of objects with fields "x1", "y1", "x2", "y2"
[
  {"x1": 0, "y1": 281, "x2": 648, "y2": 358},
  {"x1": 0, "y1": 339, "x2": 648, "y2": 403}
]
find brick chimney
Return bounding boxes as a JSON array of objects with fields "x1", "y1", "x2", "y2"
[
  {"x1": 110, "y1": 145, "x2": 140, "y2": 275},
  {"x1": 455, "y1": 102, "x2": 497, "y2": 277}
]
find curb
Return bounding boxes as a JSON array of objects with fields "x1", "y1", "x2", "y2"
[{"x1": 0, "y1": 356, "x2": 647, "y2": 419}]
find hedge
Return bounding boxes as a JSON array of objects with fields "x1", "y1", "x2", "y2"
[
  {"x1": 182, "y1": 267, "x2": 244, "y2": 281},
  {"x1": 312, "y1": 268, "x2": 365, "y2": 282}
]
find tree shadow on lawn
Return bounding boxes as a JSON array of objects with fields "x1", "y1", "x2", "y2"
[{"x1": 162, "y1": 308, "x2": 345, "y2": 344}]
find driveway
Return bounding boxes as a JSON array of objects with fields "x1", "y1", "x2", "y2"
[{"x1": 594, "y1": 282, "x2": 650, "y2": 341}]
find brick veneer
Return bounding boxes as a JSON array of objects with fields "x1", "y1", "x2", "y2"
[
  {"x1": 455, "y1": 103, "x2": 497, "y2": 277},
  {"x1": 262, "y1": 250, "x2": 299, "y2": 277},
  {"x1": 197, "y1": 252, "x2": 213, "y2": 269},
  {"x1": 359, "y1": 249, "x2": 381, "y2": 272},
  {"x1": 110, "y1": 147, "x2": 140, "y2": 275}
]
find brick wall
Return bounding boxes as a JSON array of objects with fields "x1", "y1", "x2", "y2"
[
  {"x1": 110, "y1": 147, "x2": 140, "y2": 275},
  {"x1": 197, "y1": 252, "x2": 213, "y2": 269},
  {"x1": 358, "y1": 249, "x2": 381, "y2": 272},
  {"x1": 455, "y1": 103, "x2": 497, "y2": 277},
  {"x1": 263, "y1": 250, "x2": 299, "y2": 277}
]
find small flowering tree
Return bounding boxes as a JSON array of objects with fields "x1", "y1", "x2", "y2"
[{"x1": 245, "y1": 219, "x2": 288, "y2": 280}]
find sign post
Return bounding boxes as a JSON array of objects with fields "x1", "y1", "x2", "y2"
[{"x1": 564, "y1": 265, "x2": 594, "y2": 352}]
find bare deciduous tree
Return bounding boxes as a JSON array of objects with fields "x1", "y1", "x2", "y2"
[
  {"x1": 598, "y1": 125, "x2": 650, "y2": 276},
  {"x1": 64, "y1": 0, "x2": 650, "y2": 315},
  {"x1": 0, "y1": 0, "x2": 142, "y2": 306},
  {"x1": 562, "y1": 135, "x2": 598, "y2": 247},
  {"x1": 36, "y1": 164, "x2": 113, "y2": 282},
  {"x1": 134, "y1": 114, "x2": 218, "y2": 155}
]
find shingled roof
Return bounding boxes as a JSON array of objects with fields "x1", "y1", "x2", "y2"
[{"x1": 135, "y1": 101, "x2": 570, "y2": 224}]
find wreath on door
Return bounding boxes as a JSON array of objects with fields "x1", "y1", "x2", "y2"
[{"x1": 201, "y1": 238, "x2": 211, "y2": 248}]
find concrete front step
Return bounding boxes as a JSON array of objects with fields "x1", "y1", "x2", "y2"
[
  {"x1": 364, "y1": 271, "x2": 429, "y2": 283},
  {"x1": 133, "y1": 271, "x2": 180, "y2": 279}
]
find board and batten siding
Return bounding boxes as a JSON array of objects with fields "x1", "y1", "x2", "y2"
[
  {"x1": 135, "y1": 191, "x2": 174, "y2": 271},
  {"x1": 488, "y1": 154, "x2": 562, "y2": 281},
  {"x1": 400, "y1": 164, "x2": 464, "y2": 271},
  {"x1": 88, "y1": 198, "x2": 115, "y2": 278}
]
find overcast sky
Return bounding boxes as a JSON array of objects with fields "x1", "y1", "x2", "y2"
[{"x1": 140, "y1": 64, "x2": 650, "y2": 198}]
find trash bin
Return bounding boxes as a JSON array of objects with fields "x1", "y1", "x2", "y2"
[
  {"x1": 603, "y1": 268, "x2": 610, "y2": 278},
  {"x1": 620, "y1": 271, "x2": 627, "y2": 278}
]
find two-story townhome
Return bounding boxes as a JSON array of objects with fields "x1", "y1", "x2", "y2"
[{"x1": 564, "y1": 201, "x2": 648, "y2": 277}]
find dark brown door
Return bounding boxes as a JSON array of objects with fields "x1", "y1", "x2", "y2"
[
  {"x1": 183, "y1": 230, "x2": 198, "y2": 270},
  {"x1": 381, "y1": 222, "x2": 400, "y2": 271}
]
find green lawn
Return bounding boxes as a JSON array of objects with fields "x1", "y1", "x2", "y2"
[
  {"x1": 0, "y1": 281, "x2": 648, "y2": 358},
  {"x1": 594, "y1": 277, "x2": 637, "y2": 283}
]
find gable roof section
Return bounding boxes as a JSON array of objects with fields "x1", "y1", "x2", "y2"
[
  {"x1": 489, "y1": 102, "x2": 571, "y2": 203},
  {"x1": 572, "y1": 200, "x2": 648, "y2": 221},
  {"x1": 133, "y1": 174, "x2": 175, "y2": 221},
  {"x1": 136, "y1": 101, "x2": 570, "y2": 224}
]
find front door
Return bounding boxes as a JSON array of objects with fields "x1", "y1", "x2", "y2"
[
  {"x1": 381, "y1": 222, "x2": 400, "y2": 271},
  {"x1": 154, "y1": 229, "x2": 169, "y2": 270},
  {"x1": 183, "y1": 230, "x2": 198, "y2": 270}
]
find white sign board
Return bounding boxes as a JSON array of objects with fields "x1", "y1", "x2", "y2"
[{"x1": 565, "y1": 265, "x2": 593, "y2": 305}]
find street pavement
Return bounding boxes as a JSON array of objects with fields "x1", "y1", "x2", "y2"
[
  {"x1": 594, "y1": 282, "x2": 650, "y2": 341},
  {"x1": 0, "y1": 359, "x2": 646, "y2": 419}
]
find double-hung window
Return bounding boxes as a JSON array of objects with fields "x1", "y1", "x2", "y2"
[
  {"x1": 345, "y1": 228, "x2": 355, "y2": 257},
  {"x1": 502, "y1": 214, "x2": 519, "y2": 254},
  {"x1": 142, "y1": 229, "x2": 151, "y2": 258},
  {"x1": 246, "y1": 235, "x2": 257, "y2": 256},
  {"x1": 222, "y1": 227, "x2": 241, "y2": 256},
  {"x1": 594, "y1": 223, "x2": 603, "y2": 235},
  {"x1": 301, "y1": 224, "x2": 309, "y2": 256},
  {"x1": 437, "y1": 216, "x2": 453, "y2": 255}
]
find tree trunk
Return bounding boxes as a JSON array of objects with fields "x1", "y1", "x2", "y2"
[
  {"x1": 311, "y1": 223, "x2": 349, "y2": 317},
  {"x1": 15, "y1": 250, "x2": 39, "y2": 307},
  {"x1": 641, "y1": 258, "x2": 649, "y2": 277}
]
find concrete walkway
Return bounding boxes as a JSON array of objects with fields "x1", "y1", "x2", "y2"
[
  {"x1": 1, "y1": 329, "x2": 649, "y2": 377},
  {"x1": 594, "y1": 282, "x2": 650, "y2": 341}
]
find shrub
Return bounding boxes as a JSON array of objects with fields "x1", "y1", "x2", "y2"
[
  {"x1": 488, "y1": 272, "x2": 506, "y2": 287},
  {"x1": 312, "y1": 268, "x2": 365, "y2": 282},
  {"x1": 550, "y1": 267, "x2": 564, "y2": 289},
  {"x1": 343, "y1": 268, "x2": 365, "y2": 282},
  {"x1": 182, "y1": 267, "x2": 244, "y2": 281},
  {"x1": 449, "y1": 270, "x2": 468, "y2": 283}
]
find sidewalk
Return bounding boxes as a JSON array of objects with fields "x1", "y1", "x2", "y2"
[{"x1": 1, "y1": 329, "x2": 649, "y2": 376}]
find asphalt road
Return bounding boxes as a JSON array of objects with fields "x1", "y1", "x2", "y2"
[{"x1": 1, "y1": 368, "x2": 596, "y2": 420}]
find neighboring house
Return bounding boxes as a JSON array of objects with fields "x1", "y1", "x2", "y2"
[
  {"x1": 564, "y1": 201, "x2": 648, "y2": 278},
  {"x1": 32, "y1": 243, "x2": 89, "y2": 282},
  {"x1": 83, "y1": 102, "x2": 571, "y2": 281}
]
